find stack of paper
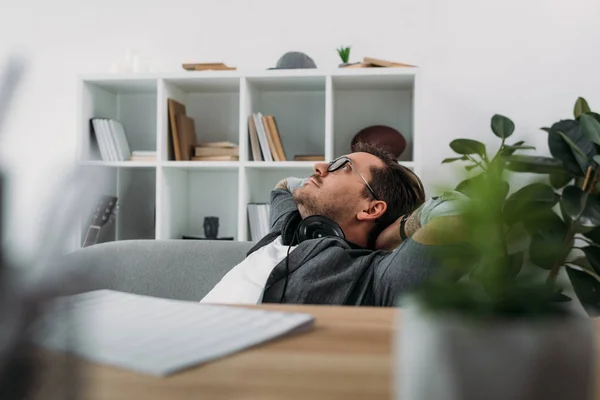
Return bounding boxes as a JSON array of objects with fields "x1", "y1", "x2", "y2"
[{"x1": 36, "y1": 290, "x2": 315, "y2": 376}]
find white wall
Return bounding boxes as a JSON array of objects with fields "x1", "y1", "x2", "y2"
[{"x1": 1, "y1": 0, "x2": 599, "y2": 258}]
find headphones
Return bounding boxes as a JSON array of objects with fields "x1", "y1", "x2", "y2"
[
  {"x1": 281, "y1": 210, "x2": 346, "y2": 246},
  {"x1": 279, "y1": 210, "x2": 367, "y2": 304}
]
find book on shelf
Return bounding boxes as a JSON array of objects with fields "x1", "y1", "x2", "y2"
[
  {"x1": 191, "y1": 155, "x2": 239, "y2": 161},
  {"x1": 194, "y1": 146, "x2": 239, "y2": 157},
  {"x1": 341, "y1": 57, "x2": 416, "y2": 69},
  {"x1": 247, "y1": 203, "x2": 270, "y2": 241},
  {"x1": 91, "y1": 118, "x2": 133, "y2": 162},
  {"x1": 130, "y1": 150, "x2": 157, "y2": 162},
  {"x1": 248, "y1": 112, "x2": 287, "y2": 162},
  {"x1": 192, "y1": 141, "x2": 239, "y2": 160}
]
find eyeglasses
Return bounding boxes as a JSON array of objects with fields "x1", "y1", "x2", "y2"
[{"x1": 327, "y1": 156, "x2": 379, "y2": 200}]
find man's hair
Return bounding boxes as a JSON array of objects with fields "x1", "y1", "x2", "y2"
[{"x1": 352, "y1": 141, "x2": 426, "y2": 249}]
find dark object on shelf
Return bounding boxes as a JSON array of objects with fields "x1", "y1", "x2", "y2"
[
  {"x1": 203, "y1": 217, "x2": 219, "y2": 239},
  {"x1": 351, "y1": 125, "x2": 407, "y2": 158},
  {"x1": 182, "y1": 235, "x2": 234, "y2": 241},
  {"x1": 269, "y1": 52, "x2": 316, "y2": 70}
]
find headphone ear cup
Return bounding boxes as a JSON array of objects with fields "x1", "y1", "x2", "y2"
[
  {"x1": 281, "y1": 211, "x2": 302, "y2": 246},
  {"x1": 297, "y1": 215, "x2": 345, "y2": 243}
]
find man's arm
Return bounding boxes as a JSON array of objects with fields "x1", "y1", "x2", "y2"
[
  {"x1": 373, "y1": 193, "x2": 469, "y2": 306},
  {"x1": 269, "y1": 178, "x2": 306, "y2": 232}
]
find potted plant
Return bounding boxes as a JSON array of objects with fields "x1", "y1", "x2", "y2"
[
  {"x1": 336, "y1": 46, "x2": 352, "y2": 67},
  {"x1": 396, "y1": 105, "x2": 597, "y2": 400}
]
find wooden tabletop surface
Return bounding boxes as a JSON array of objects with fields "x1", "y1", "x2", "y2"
[
  {"x1": 36, "y1": 303, "x2": 600, "y2": 400},
  {"x1": 79, "y1": 304, "x2": 396, "y2": 400}
]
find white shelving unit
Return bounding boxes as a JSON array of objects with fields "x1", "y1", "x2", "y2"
[{"x1": 76, "y1": 67, "x2": 420, "y2": 247}]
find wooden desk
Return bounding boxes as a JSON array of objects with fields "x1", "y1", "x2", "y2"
[
  {"x1": 57, "y1": 304, "x2": 600, "y2": 400},
  {"x1": 80, "y1": 304, "x2": 395, "y2": 400}
]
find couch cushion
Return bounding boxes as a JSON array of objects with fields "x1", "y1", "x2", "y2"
[{"x1": 63, "y1": 239, "x2": 254, "y2": 301}]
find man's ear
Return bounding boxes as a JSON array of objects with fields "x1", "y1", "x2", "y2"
[{"x1": 357, "y1": 200, "x2": 387, "y2": 221}]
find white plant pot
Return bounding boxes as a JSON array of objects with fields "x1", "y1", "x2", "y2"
[{"x1": 395, "y1": 303, "x2": 595, "y2": 400}]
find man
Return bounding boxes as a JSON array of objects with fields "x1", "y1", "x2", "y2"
[{"x1": 201, "y1": 142, "x2": 455, "y2": 307}]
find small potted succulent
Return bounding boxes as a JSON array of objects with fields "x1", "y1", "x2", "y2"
[
  {"x1": 396, "y1": 103, "x2": 598, "y2": 400},
  {"x1": 336, "y1": 46, "x2": 352, "y2": 67}
]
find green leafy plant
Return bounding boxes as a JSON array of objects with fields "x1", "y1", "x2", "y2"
[
  {"x1": 416, "y1": 100, "x2": 600, "y2": 318},
  {"x1": 337, "y1": 46, "x2": 351, "y2": 64}
]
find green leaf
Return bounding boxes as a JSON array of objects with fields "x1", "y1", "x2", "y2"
[
  {"x1": 549, "y1": 170, "x2": 573, "y2": 189},
  {"x1": 574, "y1": 97, "x2": 591, "y2": 119},
  {"x1": 580, "y1": 194, "x2": 600, "y2": 228},
  {"x1": 566, "y1": 266, "x2": 600, "y2": 316},
  {"x1": 581, "y1": 247, "x2": 600, "y2": 275},
  {"x1": 522, "y1": 209, "x2": 567, "y2": 237},
  {"x1": 465, "y1": 164, "x2": 478, "y2": 171},
  {"x1": 529, "y1": 231, "x2": 568, "y2": 270},
  {"x1": 491, "y1": 114, "x2": 515, "y2": 139},
  {"x1": 501, "y1": 145, "x2": 536, "y2": 157},
  {"x1": 504, "y1": 183, "x2": 558, "y2": 225},
  {"x1": 558, "y1": 131, "x2": 590, "y2": 161},
  {"x1": 569, "y1": 256, "x2": 594, "y2": 272},
  {"x1": 594, "y1": 155, "x2": 600, "y2": 165},
  {"x1": 507, "y1": 251, "x2": 523, "y2": 278},
  {"x1": 552, "y1": 292, "x2": 572, "y2": 302},
  {"x1": 580, "y1": 114, "x2": 600, "y2": 145},
  {"x1": 455, "y1": 174, "x2": 485, "y2": 198},
  {"x1": 584, "y1": 226, "x2": 600, "y2": 243},
  {"x1": 561, "y1": 185, "x2": 585, "y2": 220},
  {"x1": 450, "y1": 139, "x2": 486, "y2": 157},
  {"x1": 504, "y1": 155, "x2": 564, "y2": 174},
  {"x1": 547, "y1": 119, "x2": 596, "y2": 176},
  {"x1": 442, "y1": 156, "x2": 468, "y2": 164}
]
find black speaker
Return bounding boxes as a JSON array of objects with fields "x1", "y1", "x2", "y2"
[{"x1": 281, "y1": 211, "x2": 345, "y2": 246}]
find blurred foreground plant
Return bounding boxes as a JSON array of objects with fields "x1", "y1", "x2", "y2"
[{"x1": 416, "y1": 99, "x2": 600, "y2": 318}]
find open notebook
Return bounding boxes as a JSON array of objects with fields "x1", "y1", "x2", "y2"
[{"x1": 35, "y1": 290, "x2": 315, "y2": 376}]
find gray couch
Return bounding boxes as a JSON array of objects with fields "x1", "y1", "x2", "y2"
[
  {"x1": 64, "y1": 239, "x2": 254, "y2": 301},
  {"x1": 62, "y1": 239, "x2": 589, "y2": 315}
]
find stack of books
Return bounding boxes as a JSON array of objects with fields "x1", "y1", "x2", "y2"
[
  {"x1": 247, "y1": 203, "x2": 270, "y2": 241},
  {"x1": 247, "y1": 113, "x2": 286, "y2": 162},
  {"x1": 130, "y1": 151, "x2": 157, "y2": 162},
  {"x1": 91, "y1": 118, "x2": 132, "y2": 161},
  {"x1": 341, "y1": 57, "x2": 416, "y2": 69},
  {"x1": 192, "y1": 141, "x2": 239, "y2": 161},
  {"x1": 91, "y1": 118, "x2": 156, "y2": 162}
]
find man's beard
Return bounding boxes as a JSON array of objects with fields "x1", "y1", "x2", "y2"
[{"x1": 293, "y1": 183, "x2": 349, "y2": 223}]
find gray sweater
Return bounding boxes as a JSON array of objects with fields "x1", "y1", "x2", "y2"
[{"x1": 248, "y1": 188, "x2": 441, "y2": 307}]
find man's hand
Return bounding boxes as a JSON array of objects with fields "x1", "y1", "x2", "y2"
[
  {"x1": 275, "y1": 178, "x2": 289, "y2": 191},
  {"x1": 275, "y1": 177, "x2": 309, "y2": 193}
]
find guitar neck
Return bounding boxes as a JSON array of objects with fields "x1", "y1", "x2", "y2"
[{"x1": 82, "y1": 226, "x2": 102, "y2": 247}]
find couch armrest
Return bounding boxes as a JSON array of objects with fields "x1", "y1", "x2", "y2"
[{"x1": 62, "y1": 239, "x2": 253, "y2": 301}]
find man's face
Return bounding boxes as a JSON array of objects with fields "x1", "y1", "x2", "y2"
[{"x1": 293, "y1": 152, "x2": 385, "y2": 222}]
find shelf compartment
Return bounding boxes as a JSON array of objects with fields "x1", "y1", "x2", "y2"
[
  {"x1": 245, "y1": 76, "x2": 326, "y2": 163},
  {"x1": 78, "y1": 166, "x2": 156, "y2": 246},
  {"x1": 332, "y1": 74, "x2": 415, "y2": 162},
  {"x1": 161, "y1": 77, "x2": 240, "y2": 162},
  {"x1": 159, "y1": 167, "x2": 239, "y2": 240},
  {"x1": 80, "y1": 79, "x2": 158, "y2": 162}
]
